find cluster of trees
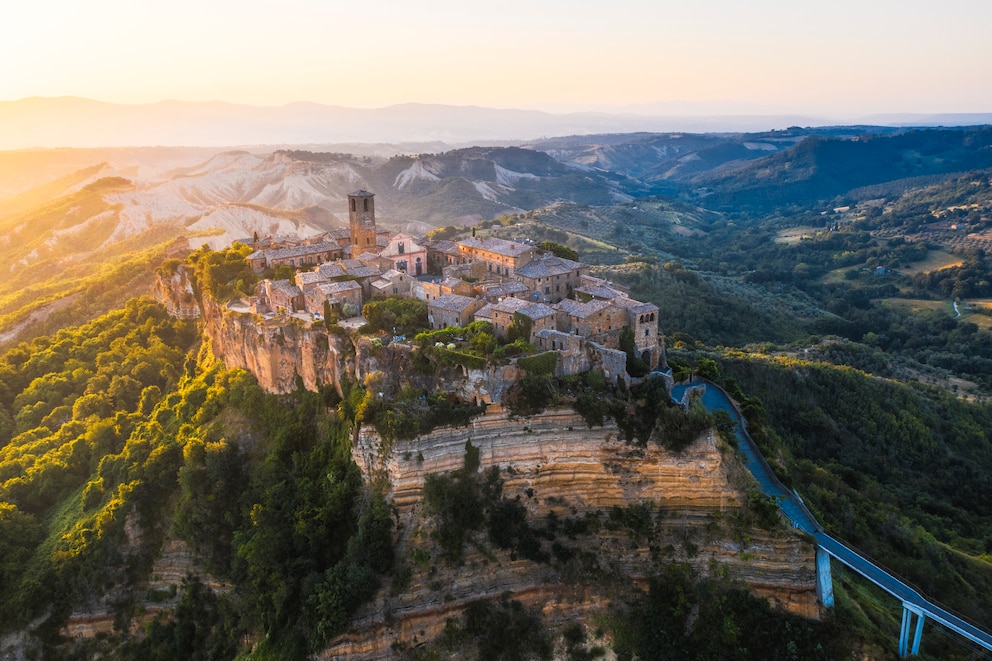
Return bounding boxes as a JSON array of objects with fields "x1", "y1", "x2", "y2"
[
  {"x1": 612, "y1": 563, "x2": 845, "y2": 660},
  {"x1": 0, "y1": 298, "x2": 394, "y2": 658}
]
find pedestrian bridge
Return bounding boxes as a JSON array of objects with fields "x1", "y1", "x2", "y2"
[{"x1": 671, "y1": 380, "x2": 992, "y2": 657}]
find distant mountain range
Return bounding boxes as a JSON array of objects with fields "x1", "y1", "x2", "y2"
[{"x1": 3, "y1": 96, "x2": 992, "y2": 149}]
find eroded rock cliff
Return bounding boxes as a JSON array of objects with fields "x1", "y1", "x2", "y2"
[{"x1": 326, "y1": 408, "x2": 819, "y2": 659}]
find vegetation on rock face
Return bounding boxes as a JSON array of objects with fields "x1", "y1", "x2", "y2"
[
  {"x1": 362, "y1": 296, "x2": 430, "y2": 335},
  {"x1": 612, "y1": 563, "x2": 845, "y2": 660},
  {"x1": 183, "y1": 243, "x2": 258, "y2": 302}
]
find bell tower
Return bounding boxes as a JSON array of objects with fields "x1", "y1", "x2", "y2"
[{"x1": 348, "y1": 190, "x2": 378, "y2": 253}]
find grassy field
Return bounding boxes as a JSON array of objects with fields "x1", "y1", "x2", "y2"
[
  {"x1": 774, "y1": 226, "x2": 822, "y2": 244},
  {"x1": 879, "y1": 298, "x2": 952, "y2": 315},
  {"x1": 896, "y1": 249, "x2": 962, "y2": 275}
]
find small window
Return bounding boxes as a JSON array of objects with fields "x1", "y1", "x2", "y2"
[
  {"x1": 350, "y1": 199, "x2": 356, "y2": 212},
  {"x1": 645, "y1": 329, "x2": 649, "y2": 337},
  {"x1": 363, "y1": 199, "x2": 369, "y2": 212},
  {"x1": 398, "y1": 242, "x2": 405, "y2": 254}
]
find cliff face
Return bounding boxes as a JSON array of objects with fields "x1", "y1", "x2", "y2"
[
  {"x1": 328, "y1": 409, "x2": 819, "y2": 659},
  {"x1": 152, "y1": 265, "x2": 201, "y2": 319},
  {"x1": 200, "y1": 295, "x2": 350, "y2": 394}
]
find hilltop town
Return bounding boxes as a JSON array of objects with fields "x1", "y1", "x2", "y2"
[{"x1": 240, "y1": 189, "x2": 662, "y2": 383}]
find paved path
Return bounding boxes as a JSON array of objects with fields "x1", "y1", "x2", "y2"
[{"x1": 672, "y1": 381, "x2": 992, "y2": 654}]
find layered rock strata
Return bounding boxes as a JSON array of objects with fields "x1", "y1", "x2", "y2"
[{"x1": 327, "y1": 408, "x2": 819, "y2": 659}]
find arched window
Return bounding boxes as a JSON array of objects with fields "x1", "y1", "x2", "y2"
[
  {"x1": 363, "y1": 199, "x2": 369, "y2": 212},
  {"x1": 350, "y1": 199, "x2": 356, "y2": 212}
]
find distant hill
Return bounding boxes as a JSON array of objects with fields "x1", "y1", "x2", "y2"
[
  {"x1": 686, "y1": 127, "x2": 992, "y2": 211},
  {"x1": 5, "y1": 96, "x2": 992, "y2": 150}
]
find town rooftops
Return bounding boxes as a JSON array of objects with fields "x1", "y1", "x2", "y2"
[
  {"x1": 295, "y1": 271, "x2": 324, "y2": 286},
  {"x1": 491, "y1": 297, "x2": 530, "y2": 314},
  {"x1": 556, "y1": 298, "x2": 613, "y2": 319},
  {"x1": 248, "y1": 240, "x2": 341, "y2": 262},
  {"x1": 518, "y1": 302, "x2": 555, "y2": 320},
  {"x1": 458, "y1": 236, "x2": 535, "y2": 258},
  {"x1": 477, "y1": 281, "x2": 529, "y2": 297},
  {"x1": 318, "y1": 281, "x2": 362, "y2": 296},
  {"x1": 574, "y1": 281, "x2": 628, "y2": 300},
  {"x1": 425, "y1": 239, "x2": 461, "y2": 255},
  {"x1": 267, "y1": 280, "x2": 302, "y2": 297},
  {"x1": 515, "y1": 254, "x2": 583, "y2": 279},
  {"x1": 610, "y1": 297, "x2": 658, "y2": 314},
  {"x1": 474, "y1": 303, "x2": 495, "y2": 321},
  {"x1": 343, "y1": 265, "x2": 381, "y2": 279},
  {"x1": 429, "y1": 293, "x2": 480, "y2": 312},
  {"x1": 318, "y1": 263, "x2": 346, "y2": 278},
  {"x1": 326, "y1": 227, "x2": 352, "y2": 240}
]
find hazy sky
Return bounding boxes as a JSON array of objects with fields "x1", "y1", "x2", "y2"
[{"x1": 2, "y1": 0, "x2": 990, "y2": 115}]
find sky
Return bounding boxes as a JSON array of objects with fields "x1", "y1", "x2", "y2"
[{"x1": 2, "y1": 0, "x2": 991, "y2": 116}]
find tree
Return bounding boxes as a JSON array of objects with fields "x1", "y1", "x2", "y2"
[{"x1": 538, "y1": 240, "x2": 578, "y2": 261}]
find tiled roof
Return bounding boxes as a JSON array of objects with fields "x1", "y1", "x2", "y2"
[
  {"x1": 491, "y1": 297, "x2": 530, "y2": 314},
  {"x1": 430, "y1": 293, "x2": 480, "y2": 312},
  {"x1": 295, "y1": 272, "x2": 323, "y2": 286},
  {"x1": 318, "y1": 263, "x2": 346, "y2": 278},
  {"x1": 474, "y1": 304, "x2": 495, "y2": 320},
  {"x1": 253, "y1": 241, "x2": 341, "y2": 261},
  {"x1": 515, "y1": 255, "x2": 583, "y2": 279},
  {"x1": 426, "y1": 239, "x2": 461, "y2": 255},
  {"x1": 555, "y1": 298, "x2": 612, "y2": 319},
  {"x1": 268, "y1": 280, "x2": 302, "y2": 297},
  {"x1": 518, "y1": 302, "x2": 555, "y2": 320},
  {"x1": 458, "y1": 236, "x2": 534, "y2": 258},
  {"x1": 343, "y1": 265, "x2": 380, "y2": 279},
  {"x1": 318, "y1": 281, "x2": 362, "y2": 295},
  {"x1": 610, "y1": 297, "x2": 658, "y2": 314},
  {"x1": 574, "y1": 283, "x2": 626, "y2": 300},
  {"x1": 478, "y1": 281, "x2": 529, "y2": 297}
]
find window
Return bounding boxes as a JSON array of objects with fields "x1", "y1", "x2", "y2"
[
  {"x1": 544, "y1": 287, "x2": 551, "y2": 294},
  {"x1": 398, "y1": 242, "x2": 405, "y2": 254},
  {"x1": 350, "y1": 199, "x2": 356, "y2": 212},
  {"x1": 363, "y1": 199, "x2": 369, "y2": 212}
]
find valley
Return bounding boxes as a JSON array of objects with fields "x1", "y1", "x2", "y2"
[{"x1": 3, "y1": 125, "x2": 992, "y2": 659}]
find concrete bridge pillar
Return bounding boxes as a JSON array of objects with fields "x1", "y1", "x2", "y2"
[
  {"x1": 816, "y1": 548, "x2": 834, "y2": 608},
  {"x1": 898, "y1": 604, "x2": 925, "y2": 657}
]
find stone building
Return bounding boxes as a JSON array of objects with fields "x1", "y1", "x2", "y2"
[
  {"x1": 247, "y1": 241, "x2": 345, "y2": 273},
  {"x1": 514, "y1": 254, "x2": 586, "y2": 303},
  {"x1": 428, "y1": 294, "x2": 486, "y2": 330},
  {"x1": 380, "y1": 232, "x2": 427, "y2": 276},
  {"x1": 456, "y1": 236, "x2": 537, "y2": 278},
  {"x1": 348, "y1": 190, "x2": 379, "y2": 253}
]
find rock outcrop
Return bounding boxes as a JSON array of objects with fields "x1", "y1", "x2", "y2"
[
  {"x1": 152, "y1": 264, "x2": 201, "y2": 319},
  {"x1": 327, "y1": 408, "x2": 819, "y2": 659}
]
